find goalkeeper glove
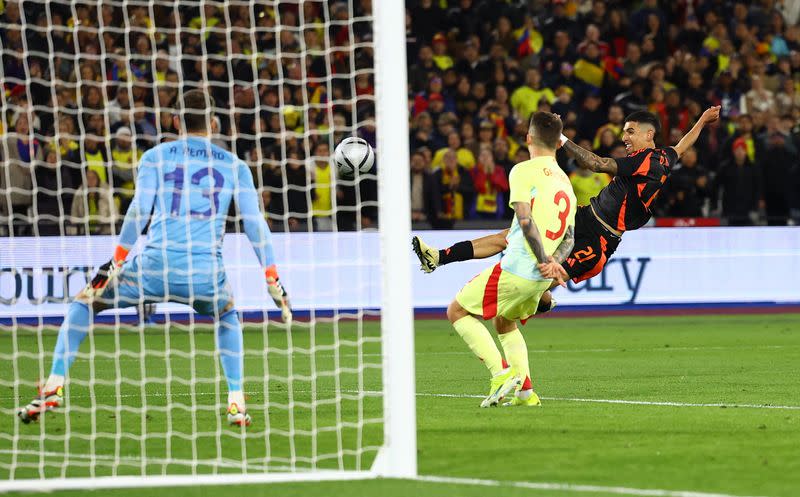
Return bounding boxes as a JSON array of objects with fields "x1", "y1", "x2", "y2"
[
  {"x1": 265, "y1": 265, "x2": 292, "y2": 323},
  {"x1": 84, "y1": 246, "x2": 128, "y2": 299}
]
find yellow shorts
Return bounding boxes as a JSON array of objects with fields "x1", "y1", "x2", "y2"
[{"x1": 456, "y1": 263, "x2": 551, "y2": 322}]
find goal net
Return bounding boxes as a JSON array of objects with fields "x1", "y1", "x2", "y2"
[{"x1": 0, "y1": 0, "x2": 414, "y2": 490}]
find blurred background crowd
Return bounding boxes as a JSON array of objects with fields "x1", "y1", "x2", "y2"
[
  {"x1": 0, "y1": 0, "x2": 377, "y2": 235},
  {"x1": 407, "y1": 0, "x2": 800, "y2": 228},
  {"x1": 1, "y1": 0, "x2": 799, "y2": 237}
]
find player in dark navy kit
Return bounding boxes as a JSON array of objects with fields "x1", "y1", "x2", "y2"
[{"x1": 412, "y1": 106, "x2": 720, "y2": 311}]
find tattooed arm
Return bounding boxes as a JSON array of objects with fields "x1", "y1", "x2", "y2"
[
  {"x1": 563, "y1": 140, "x2": 618, "y2": 175},
  {"x1": 537, "y1": 225, "x2": 574, "y2": 284},
  {"x1": 550, "y1": 225, "x2": 575, "y2": 264},
  {"x1": 512, "y1": 201, "x2": 548, "y2": 264}
]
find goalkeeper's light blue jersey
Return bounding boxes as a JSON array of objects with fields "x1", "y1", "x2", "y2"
[{"x1": 117, "y1": 136, "x2": 274, "y2": 279}]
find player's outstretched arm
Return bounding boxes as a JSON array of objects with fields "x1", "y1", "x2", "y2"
[
  {"x1": 235, "y1": 161, "x2": 292, "y2": 322},
  {"x1": 512, "y1": 201, "x2": 548, "y2": 264},
  {"x1": 562, "y1": 139, "x2": 618, "y2": 175},
  {"x1": 672, "y1": 106, "x2": 721, "y2": 158},
  {"x1": 85, "y1": 159, "x2": 158, "y2": 299}
]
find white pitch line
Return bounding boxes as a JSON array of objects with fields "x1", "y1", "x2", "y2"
[
  {"x1": 409, "y1": 392, "x2": 800, "y2": 411},
  {"x1": 2, "y1": 389, "x2": 799, "y2": 411},
  {"x1": 417, "y1": 475, "x2": 769, "y2": 497}
]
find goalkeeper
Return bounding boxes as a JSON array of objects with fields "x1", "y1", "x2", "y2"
[{"x1": 18, "y1": 90, "x2": 291, "y2": 428}]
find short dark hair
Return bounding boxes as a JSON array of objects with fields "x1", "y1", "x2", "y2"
[
  {"x1": 528, "y1": 112, "x2": 563, "y2": 149},
  {"x1": 624, "y1": 111, "x2": 661, "y2": 135},
  {"x1": 180, "y1": 89, "x2": 215, "y2": 132}
]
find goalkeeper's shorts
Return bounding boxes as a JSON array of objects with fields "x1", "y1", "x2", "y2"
[{"x1": 106, "y1": 252, "x2": 234, "y2": 316}]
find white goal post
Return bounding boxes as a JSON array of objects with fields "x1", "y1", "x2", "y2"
[{"x1": 0, "y1": 0, "x2": 415, "y2": 491}]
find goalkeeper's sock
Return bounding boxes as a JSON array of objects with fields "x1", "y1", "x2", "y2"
[
  {"x1": 453, "y1": 315, "x2": 503, "y2": 375},
  {"x1": 49, "y1": 301, "x2": 91, "y2": 378},
  {"x1": 438, "y1": 241, "x2": 474, "y2": 266},
  {"x1": 498, "y1": 328, "x2": 532, "y2": 394},
  {"x1": 217, "y1": 309, "x2": 244, "y2": 392},
  {"x1": 228, "y1": 390, "x2": 245, "y2": 409}
]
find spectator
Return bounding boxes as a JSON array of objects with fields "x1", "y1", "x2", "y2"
[
  {"x1": 592, "y1": 103, "x2": 625, "y2": 150},
  {"x1": 576, "y1": 92, "x2": 606, "y2": 142},
  {"x1": 430, "y1": 150, "x2": 474, "y2": 227},
  {"x1": 70, "y1": 169, "x2": 118, "y2": 235},
  {"x1": 431, "y1": 32, "x2": 453, "y2": 71},
  {"x1": 111, "y1": 127, "x2": 141, "y2": 213},
  {"x1": 717, "y1": 138, "x2": 761, "y2": 226},
  {"x1": 744, "y1": 75, "x2": 777, "y2": 115},
  {"x1": 662, "y1": 147, "x2": 711, "y2": 218},
  {"x1": 409, "y1": 45, "x2": 438, "y2": 93},
  {"x1": 492, "y1": 136, "x2": 513, "y2": 174},
  {"x1": 775, "y1": 76, "x2": 800, "y2": 112},
  {"x1": 510, "y1": 68, "x2": 555, "y2": 122},
  {"x1": 760, "y1": 131, "x2": 799, "y2": 225},
  {"x1": 432, "y1": 131, "x2": 476, "y2": 170},
  {"x1": 410, "y1": 111, "x2": 436, "y2": 150},
  {"x1": 410, "y1": 149, "x2": 433, "y2": 222},
  {"x1": 310, "y1": 142, "x2": 334, "y2": 231},
  {"x1": 460, "y1": 121, "x2": 478, "y2": 158},
  {"x1": 410, "y1": 0, "x2": 443, "y2": 44},
  {"x1": 471, "y1": 148, "x2": 508, "y2": 219},
  {"x1": 454, "y1": 39, "x2": 489, "y2": 82},
  {"x1": 541, "y1": 30, "x2": 577, "y2": 84},
  {"x1": 0, "y1": 112, "x2": 42, "y2": 235},
  {"x1": 570, "y1": 166, "x2": 611, "y2": 207},
  {"x1": 474, "y1": 120, "x2": 497, "y2": 155},
  {"x1": 722, "y1": 114, "x2": 758, "y2": 165},
  {"x1": 284, "y1": 149, "x2": 311, "y2": 232},
  {"x1": 35, "y1": 145, "x2": 75, "y2": 236}
]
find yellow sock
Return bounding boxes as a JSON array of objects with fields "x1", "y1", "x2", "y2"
[
  {"x1": 498, "y1": 328, "x2": 530, "y2": 386},
  {"x1": 453, "y1": 316, "x2": 503, "y2": 375}
]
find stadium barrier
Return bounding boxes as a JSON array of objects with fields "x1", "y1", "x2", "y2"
[{"x1": 1, "y1": 227, "x2": 799, "y2": 322}]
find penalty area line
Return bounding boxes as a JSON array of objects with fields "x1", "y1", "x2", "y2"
[{"x1": 417, "y1": 474, "x2": 769, "y2": 497}]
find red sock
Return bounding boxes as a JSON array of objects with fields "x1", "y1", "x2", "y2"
[{"x1": 520, "y1": 376, "x2": 532, "y2": 391}]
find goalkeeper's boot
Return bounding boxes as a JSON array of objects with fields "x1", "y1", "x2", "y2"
[
  {"x1": 480, "y1": 368, "x2": 521, "y2": 408},
  {"x1": 18, "y1": 386, "x2": 64, "y2": 424},
  {"x1": 502, "y1": 390, "x2": 542, "y2": 407},
  {"x1": 412, "y1": 236, "x2": 439, "y2": 273},
  {"x1": 227, "y1": 403, "x2": 252, "y2": 427}
]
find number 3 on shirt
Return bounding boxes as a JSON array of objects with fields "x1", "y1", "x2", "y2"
[{"x1": 545, "y1": 190, "x2": 571, "y2": 240}]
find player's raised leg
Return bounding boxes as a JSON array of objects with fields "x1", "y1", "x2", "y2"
[
  {"x1": 413, "y1": 231, "x2": 558, "y2": 314},
  {"x1": 412, "y1": 230, "x2": 508, "y2": 273}
]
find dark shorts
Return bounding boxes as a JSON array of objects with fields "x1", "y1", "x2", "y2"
[{"x1": 561, "y1": 205, "x2": 621, "y2": 283}]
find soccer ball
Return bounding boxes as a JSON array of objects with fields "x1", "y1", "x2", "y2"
[{"x1": 334, "y1": 137, "x2": 374, "y2": 176}]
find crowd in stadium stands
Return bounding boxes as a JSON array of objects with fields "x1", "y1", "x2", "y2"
[
  {"x1": 0, "y1": 0, "x2": 376, "y2": 235},
  {"x1": 407, "y1": 0, "x2": 800, "y2": 228},
  {"x1": 1, "y1": 1, "x2": 799, "y2": 236}
]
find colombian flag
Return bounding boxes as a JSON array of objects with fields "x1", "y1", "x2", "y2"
[{"x1": 514, "y1": 27, "x2": 543, "y2": 57}]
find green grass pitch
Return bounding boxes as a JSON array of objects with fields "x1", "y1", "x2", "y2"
[{"x1": 1, "y1": 313, "x2": 799, "y2": 496}]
